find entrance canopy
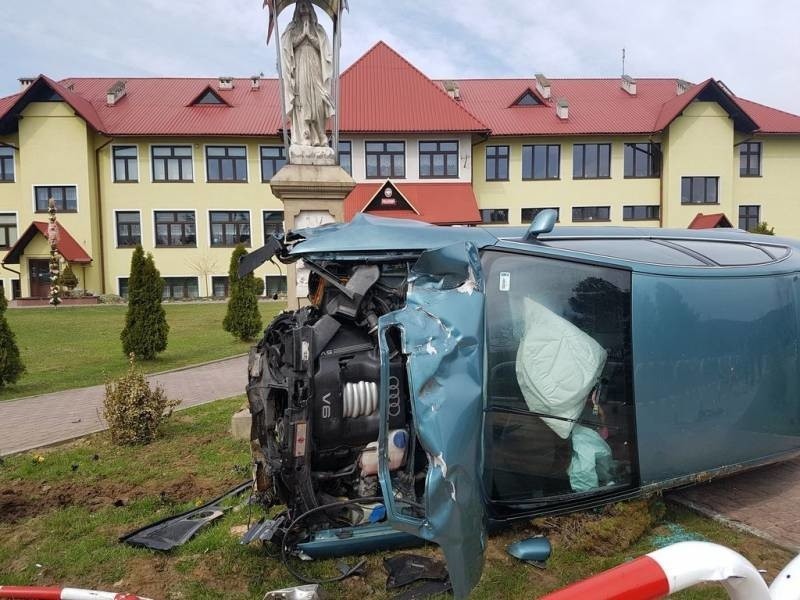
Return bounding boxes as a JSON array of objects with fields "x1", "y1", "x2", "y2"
[{"x1": 2, "y1": 221, "x2": 92, "y2": 265}]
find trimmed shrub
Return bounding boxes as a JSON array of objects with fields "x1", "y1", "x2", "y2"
[
  {"x1": 121, "y1": 246, "x2": 170, "y2": 359},
  {"x1": 223, "y1": 244, "x2": 263, "y2": 341},
  {"x1": 0, "y1": 293, "x2": 25, "y2": 388},
  {"x1": 58, "y1": 263, "x2": 79, "y2": 291},
  {"x1": 750, "y1": 221, "x2": 775, "y2": 235},
  {"x1": 103, "y1": 355, "x2": 179, "y2": 445}
]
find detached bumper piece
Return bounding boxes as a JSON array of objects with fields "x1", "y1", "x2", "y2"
[
  {"x1": 384, "y1": 553, "x2": 452, "y2": 600},
  {"x1": 0, "y1": 586, "x2": 152, "y2": 600},
  {"x1": 120, "y1": 480, "x2": 252, "y2": 551}
]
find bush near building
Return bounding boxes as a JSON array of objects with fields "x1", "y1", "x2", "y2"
[
  {"x1": 57, "y1": 263, "x2": 79, "y2": 291},
  {"x1": 751, "y1": 222, "x2": 776, "y2": 235},
  {"x1": 223, "y1": 244, "x2": 263, "y2": 342},
  {"x1": 121, "y1": 246, "x2": 170, "y2": 360},
  {"x1": 0, "y1": 293, "x2": 25, "y2": 388}
]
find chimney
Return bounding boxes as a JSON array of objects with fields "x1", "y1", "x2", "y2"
[
  {"x1": 18, "y1": 77, "x2": 36, "y2": 91},
  {"x1": 535, "y1": 73, "x2": 551, "y2": 99},
  {"x1": 443, "y1": 80, "x2": 461, "y2": 100},
  {"x1": 676, "y1": 79, "x2": 691, "y2": 95},
  {"x1": 621, "y1": 74, "x2": 637, "y2": 96},
  {"x1": 106, "y1": 80, "x2": 127, "y2": 106},
  {"x1": 218, "y1": 76, "x2": 234, "y2": 90},
  {"x1": 250, "y1": 75, "x2": 261, "y2": 91},
  {"x1": 556, "y1": 98, "x2": 569, "y2": 120}
]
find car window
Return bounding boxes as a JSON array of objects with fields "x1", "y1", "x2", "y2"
[{"x1": 482, "y1": 250, "x2": 636, "y2": 503}]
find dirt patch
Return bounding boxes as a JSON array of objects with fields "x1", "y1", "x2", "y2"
[
  {"x1": 0, "y1": 472, "x2": 239, "y2": 523},
  {"x1": 534, "y1": 499, "x2": 663, "y2": 555}
]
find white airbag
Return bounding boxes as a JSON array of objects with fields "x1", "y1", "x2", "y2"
[{"x1": 515, "y1": 297, "x2": 607, "y2": 439}]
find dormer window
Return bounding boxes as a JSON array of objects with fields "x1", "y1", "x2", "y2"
[
  {"x1": 191, "y1": 87, "x2": 228, "y2": 106},
  {"x1": 512, "y1": 89, "x2": 541, "y2": 107}
]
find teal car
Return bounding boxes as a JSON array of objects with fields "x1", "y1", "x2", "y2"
[{"x1": 243, "y1": 211, "x2": 800, "y2": 598}]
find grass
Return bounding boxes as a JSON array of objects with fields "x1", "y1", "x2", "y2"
[
  {"x1": 0, "y1": 396, "x2": 793, "y2": 599},
  {"x1": 1, "y1": 301, "x2": 285, "y2": 401}
]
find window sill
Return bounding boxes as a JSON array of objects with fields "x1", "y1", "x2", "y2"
[
  {"x1": 622, "y1": 219, "x2": 660, "y2": 222},
  {"x1": 35, "y1": 210, "x2": 78, "y2": 214},
  {"x1": 0, "y1": 180, "x2": 16, "y2": 183},
  {"x1": 366, "y1": 176, "x2": 406, "y2": 180},
  {"x1": 206, "y1": 180, "x2": 249, "y2": 184},
  {"x1": 152, "y1": 180, "x2": 194, "y2": 184},
  {"x1": 116, "y1": 244, "x2": 141, "y2": 249},
  {"x1": 419, "y1": 175, "x2": 460, "y2": 180},
  {"x1": 623, "y1": 175, "x2": 660, "y2": 180},
  {"x1": 485, "y1": 179, "x2": 510, "y2": 182},
  {"x1": 680, "y1": 202, "x2": 720, "y2": 206},
  {"x1": 522, "y1": 177, "x2": 561, "y2": 182},
  {"x1": 210, "y1": 245, "x2": 252, "y2": 249},
  {"x1": 573, "y1": 176, "x2": 612, "y2": 180},
  {"x1": 155, "y1": 245, "x2": 197, "y2": 249},
  {"x1": 113, "y1": 180, "x2": 139, "y2": 184},
  {"x1": 573, "y1": 219, "x2": 612, "y2": 223},
  {"x1": 739, "y1": 174, "x2": 762, "y2": 178}
]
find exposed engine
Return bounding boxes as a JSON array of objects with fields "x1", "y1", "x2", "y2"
[{"x1": 246, "y1": 260, "x2": 424, "y2": 532}]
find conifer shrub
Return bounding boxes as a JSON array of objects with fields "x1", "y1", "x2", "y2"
[
  {"x1": 121, "y1": 246, "x2": 170, "y2": 359},
  {"x1": 0, "y1": 293, "x2": 25, "y2": 388},
  {"x1": 223, "y1": 244, "x2": 263, "y2": 341},
  {"x1": 750, "y1": 221, "x2": 775, "y2": 235},
  {"x1": 57, "y1": 263, "x2": 79, "y2": 291},
  {"x1": 103, "y1": 354, "x2": 179, "y2": 445}
]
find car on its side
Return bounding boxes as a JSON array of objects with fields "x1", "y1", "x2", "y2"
[{"x1": 241, "y1": 211, "x2": 800, "y2": 598}]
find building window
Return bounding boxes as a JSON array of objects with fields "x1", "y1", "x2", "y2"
[
  {"x1": 623, "y1": 205, "x2": 660, "y2": 221},
  {"x1": 572, "y1": 206, "x2": 611, "y2": 222},
  {"x1": 0, "y1": 147, "x2": 14, "y2": 181},
  {"x1": 263, "y1": 210, "x2": 285, "y2": 241},
  {"x1": 514, "y1": 90, "x2": 541, "y2": 106},
  {"x1": 260, "y1": 146, "x2": 287, "y2": 181},
  {"x1": 366, "y1": 141, "x2": 405, "y2": 178},
  {"x1": 521, "y1": 207, "x2": 560, "y2": 223},
  {"x1": 265, "y1": 275, "x2": 288, "y2": 298},
  {"x1": 163, "y1": 277, "x2": 199, "y2": 300},
  {"x1": 522, "y1": 144, "x2": 560, "y2": 180},
  {"x1": 210, "y1": 211, "x2": 251, "y2": 247},
  {"x1": 486, "y1": 145, "x2": 509, "y2": 181},
  {"x1": 11, "y1": 279, "x2": 20, "y2": 299},
  {"x1": 206, "y1": 146, "x2": 247, "y2": 182},
  {"x1": 116, "y1": 211, "x2": 141, "y2": 247},
  {"x1": 739, "y1": 205, "x2": 761, "y2": 231},
  {"x1": 211, "y1": 276, "x2": 229, "y2": 298},
  {"x1": 740, "y1": 142, "x2": 762, "y2": 177},
  {"x1": 624, "y1": 143, "x2": 661, "y2": 178},
  {"x1": 481, "y1": 208, "x2": 509, "y2": 224},
  {"x1": 113, "y1": 146, "x2": 138, "y2": 182},
  {"x1": 154, "y1": 211, "x2": 196, "y2": 247},
  {"x1": 152, "y1": 145, "x2": 193, "y2": 182},
  {"x1": 0, "y1": 213, "x2": 17, "y2": 249},
  {"x1": 338, "y1": 141, "x2": 352, "y2": 175},
  {"x1": 419, "y1": 141, "x2": 458, "y2": 178},
  {"x1": 681, "y1": 176, "x2": 719, "y2": 204},
  {"x1": 118, "y1": 278, "x2": 129, "y2": 299},
  {"x1": 573, "y1": 143, "x2": 611, "y2": 179},
  {"x1": 35, "y1": 185, "x2": 77, "y2": 212}
]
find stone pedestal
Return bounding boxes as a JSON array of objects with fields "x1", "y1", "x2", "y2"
[
  {"x1": 270, "y1": 163, "x2": 355, "y2": 309},
  {"x1": 230, "y1": 408, "x2": 252, "y2": 441}
]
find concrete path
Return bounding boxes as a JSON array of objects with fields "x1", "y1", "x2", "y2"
[
  {"x1": 668, "y1": 456, "x2": 800, "y2": 552},
  {"x1": 0, "y1": 354, "x2": 248, "y2": 456}
]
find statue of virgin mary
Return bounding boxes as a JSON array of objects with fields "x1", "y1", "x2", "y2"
[{"x1": 280, "y1": 0, "x2": 335, "y2": 156}]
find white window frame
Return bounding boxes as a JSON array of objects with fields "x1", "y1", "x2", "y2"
[
  {"x1": 152, "y1": 208, "x2": 199, "y2": 248},
  {"x1": 112, "y1": 209, "x2": 143, "y2": 248},
  {"x1": 110, "y1": 143, "x2": 140, "y2": 183},
  {"x1": 148, "y1": 143, "x2": 195, "y2": 183},
  {"x1": 203, "y1": 143, "x2": 250, "y2": 184},
  {"x1": 261, "y1": 208, "x2": 286, "y2": 243},
  {"x1": 258, "y1": 144, "x2": 288, "y2": 182},
  {"x1": 31, "y1": 184, "x2": 79, "y2": 213},
  {"x1": 208, "y1": 208, "x2": 253, "y2": 248},
  {"x1": 0, "y1": 210, "x2": 19, "y2": 250}
]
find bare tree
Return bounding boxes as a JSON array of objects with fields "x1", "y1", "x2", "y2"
[{"x1": 186, "y1": 254, "x2": 220, "y2": 297}]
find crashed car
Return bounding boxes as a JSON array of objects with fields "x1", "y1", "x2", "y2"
[{"x1": 242, "y1": 210, "x2": 800, "y2": 598}]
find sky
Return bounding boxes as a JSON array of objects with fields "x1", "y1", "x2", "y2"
[{"x1": 1, "y1": 0, "x2": 799, "y2": 115}]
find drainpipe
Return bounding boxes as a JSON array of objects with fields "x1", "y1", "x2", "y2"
[{"x1": 94, "y1": 136, "x2": 113, "y2": 294}]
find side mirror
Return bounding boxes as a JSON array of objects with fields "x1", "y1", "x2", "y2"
[{"x1": 524, "y1": 209, "x2": 558, "y2": 241}]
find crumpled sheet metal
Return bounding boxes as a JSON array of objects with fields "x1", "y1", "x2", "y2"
[
  {"x1": 263, "y1": 584, "x2": 324, "y2": 600},
  {"x1": 377, "y1": 242, "x2": 487, "y2": 599}
]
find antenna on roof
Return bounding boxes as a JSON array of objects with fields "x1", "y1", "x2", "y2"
[{"x1": 621, "y1": 47, "x2": 626, "y2": 76}]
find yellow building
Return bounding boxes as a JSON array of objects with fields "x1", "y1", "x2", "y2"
[{"x1": 2, "y1": 42, "x2": 800, "y2": 301}]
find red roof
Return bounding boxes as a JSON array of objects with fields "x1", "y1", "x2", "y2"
[
  {"x1": 339, "y1": 42, "x2": 488, "y2": 133},
  {"x1": 688, "y1": 213, "x2": 734, "y2": 229},
  {"x1": 0, "y1": 42, "x2": 799, "y2": 137},
  {"x1": 2, "y1": 221, "x2": 92, "y2": 265},
  {"x1": 344, "y1": 182, "x2": 480, "y2": 225}
]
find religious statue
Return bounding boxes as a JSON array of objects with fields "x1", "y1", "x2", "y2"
[{"x1": 280, "y1": 0, "x2": 336, "y2": 164}]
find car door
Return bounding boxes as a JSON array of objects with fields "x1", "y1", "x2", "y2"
[{"x1": 376, "y1": 241, "x2": 488, "y2": 599}]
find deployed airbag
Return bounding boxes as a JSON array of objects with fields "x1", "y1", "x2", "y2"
[
  {"x1": 568, "y1": 424, "x2": 615, "y2": 492},
  {"x1": 515, "y1": 297, "x2": 607, "y2": 439}
]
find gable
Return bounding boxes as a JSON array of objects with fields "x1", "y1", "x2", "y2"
[
  {"x1": 363, "y1": 180, "x2": 418, "y2": 213},
  {"x1": 511, "y1": 89, "x2": 542, "y2": 107},
  {"x1": 190, "y1": 87, "x2": 229, "y2": 106}
]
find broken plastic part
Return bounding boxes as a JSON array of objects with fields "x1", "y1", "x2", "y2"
[
  {"x1": 120, "y1": 480, "x2": 252, "y2": 551},
  {"x1": 262, "y1": 584, "x2": 324, "y2": 600},
  {"x1": 384, "y1": 553, "x2": 449, "y2": 590}
]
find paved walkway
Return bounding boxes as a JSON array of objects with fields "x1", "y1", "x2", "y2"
[
  {"x1": 0, "y1": 354, "x2": 248, "y2": 456},
  {"x1": 668, "y1": 457, "x2": 800, "y2": 552}
]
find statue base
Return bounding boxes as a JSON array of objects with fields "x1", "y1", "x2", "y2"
[
  {"x1": 289, "y1": 144, "x2": 336, "y2": 166},
  {"x1": 270, "y1": 163, "x2": 355, "y2": 308}
]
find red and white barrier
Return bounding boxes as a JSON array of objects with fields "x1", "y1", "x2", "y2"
[
  {"x1": 0, "y1": 587, "x2": 151, "y2": 600},
  {"x1": 541, "y1": 541, "x2": 800, "y2": 600}
]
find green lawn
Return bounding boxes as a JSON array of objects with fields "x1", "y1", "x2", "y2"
[
  {"x1": 0, "y1": 397, "x2": 792, "y2": 599},
  {"x1": 1, "y1": 302, "x2": 284, "y2": 401}
]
